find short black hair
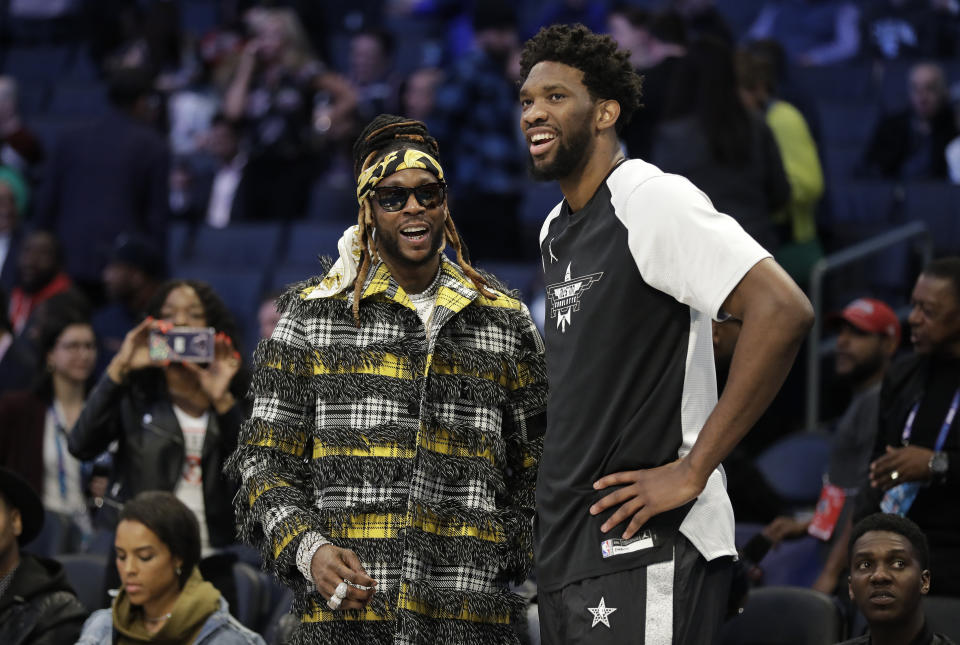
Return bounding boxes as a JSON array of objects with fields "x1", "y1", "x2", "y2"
[
  {"x1": 849, "y1": 513, "x2": 930, "y2": 570},
  {"x1": 922, "y1": 256, "x2": 960, "y2": 305},
  {"x1": 119, "y1": 491, "x2": 201, "y2": 588},
  {"x1": 520, "y1": 23, "x2": 643, "y2": 133}
]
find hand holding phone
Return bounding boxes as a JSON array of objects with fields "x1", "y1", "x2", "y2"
[{"x1": 148, "y1": 326, "x2": 216, "y2": 363}]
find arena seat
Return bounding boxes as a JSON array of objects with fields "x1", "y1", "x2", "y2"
[
  {"x1": 24, "y1": 509, "x2": 74, "y2": 557},
  {"x1": 180, "y1": 223, "x2": 284, "y2": 271},
  {"x1": 924, "y1": 595, "x2": 960, "y2": 642},
  {"x1": 231, "y1": 561, "x2": 272, "y2": 631},
  {"x1": 283, "y1": 221, "x2": 345, "y2": 266},
  {"x1": 721, "y1": 586, "x2": 843, "y2": 645},
  {"x1": 58, "y1": 553, "x2": 109, "y2": 612},
  {"x1": 817, "y1": 101, "x2": 879, "y2": 147},
  {"x1": 262, "y1": 587, "x2": 296, "y2": 645},
  {"x1": 902, "y1": 182, "x2": 960, "y2": 256},
  {"x1": 477, "y1": 261, "x2": 541, "y2": 300},
  {"x1": 754, "y1": 431, "x2": 830, "y2": 505}
]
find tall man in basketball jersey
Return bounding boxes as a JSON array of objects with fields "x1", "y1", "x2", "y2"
[{"x1": 519, "y1": 24, "x2": 815, "y2": 643}]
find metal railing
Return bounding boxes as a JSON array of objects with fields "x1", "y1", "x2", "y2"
[{"x1": 805, "y1": 221, "x2": 932, "y2": 432}]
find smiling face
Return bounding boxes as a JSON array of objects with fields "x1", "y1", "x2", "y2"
[
  {"x1": 115, "y1": 519, "x2": 182, "y2": 609},
  {"x1": 907, "y1": 273, "x2": 960, "y2": 356},
  {"x1": 849, "y1": 530, "x2": 929, "y2": 626},
  {"x1": 370, "y1": 167, "x2": 446, "y2": 272},
  {"x1": 519, "y1": 61, "x2": 598, "y2": 182}
]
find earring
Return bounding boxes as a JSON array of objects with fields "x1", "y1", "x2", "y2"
[{"x1": 175, "y1": 566, "x2": 182, "y2": 576}]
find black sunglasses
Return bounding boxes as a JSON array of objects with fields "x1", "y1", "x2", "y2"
[{"x1": 372, "y1": 182, "x2": 446, "y2": 212}]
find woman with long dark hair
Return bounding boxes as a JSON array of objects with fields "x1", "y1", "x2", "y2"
[
  {"x1": 69, "y1": 279, "x2": 248, "y2": 554},
  {"x1": 0, "y1": 304, "x2": 99, "y2": 526},
  {"x1": 76, "y1": 491, "x2": 265, "y2": 644},
  {"x1": 652, "y1": 36, "x2": 791, "y2": 252}
]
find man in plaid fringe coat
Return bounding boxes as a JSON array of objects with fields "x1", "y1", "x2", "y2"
[{"x1": 226, "y1": 115, "x2": 546, "y2": 644}]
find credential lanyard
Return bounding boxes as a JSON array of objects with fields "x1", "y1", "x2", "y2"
[{"x1": 900, "y1": 388, "x2": 960, "y2": 453}]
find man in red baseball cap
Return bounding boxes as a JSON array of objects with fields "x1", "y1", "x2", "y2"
[{"x1": 758, "y1": 297, "x2": 901, "y2": 593}]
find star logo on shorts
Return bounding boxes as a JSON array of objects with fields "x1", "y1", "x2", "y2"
[{"x1": 587, "y1": 596, "x2": 617, "y2": 628}]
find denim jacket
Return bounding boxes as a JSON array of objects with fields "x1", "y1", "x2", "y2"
[{"x1": 75, "y1": 598, "x2": 265, "y2": 645}]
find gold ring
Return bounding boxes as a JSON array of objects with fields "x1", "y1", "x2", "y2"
[{"x1": 890, "y1": 470, "x2": 900, "y2": 481}]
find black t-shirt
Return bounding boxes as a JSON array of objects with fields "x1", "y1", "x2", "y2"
[{"x1": 534, "y1": 159, "x2": 769, "y2": 590}]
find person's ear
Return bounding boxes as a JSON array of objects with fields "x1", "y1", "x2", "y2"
[
  {"x1": 596, "y1": 99, "x2": 621, "y2": 133},
  {"x1": 10, "y1": 507, "x2": 22, "y2": 538},
  {"x1": 921, "y1": 570, "x2": 931, "y2": 595}
]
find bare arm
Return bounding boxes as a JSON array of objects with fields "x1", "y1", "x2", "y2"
[
  {"x1": 592, "y1": 258, "x2": 813, "y2": 538},
  {"x1": 223, "y1": 42, "x2": 259, "y2": 121}
]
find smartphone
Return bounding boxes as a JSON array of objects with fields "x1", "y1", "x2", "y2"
[{"x1": 149, "y1": 326, "x2": 215, "y2": 363}]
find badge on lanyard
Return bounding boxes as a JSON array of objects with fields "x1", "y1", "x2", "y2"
[{"x1": 808, "y1": 483, "x2": 846, "y2": 541}]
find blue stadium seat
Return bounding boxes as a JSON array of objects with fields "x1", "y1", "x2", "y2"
[
  {"x1": 24, "y1": 509, "x2": 74, "y2": 557},
  {"x1": 171, "y1": 265, "x2": 266, "y2": 346},
  {"x1": 168, "y1": 221, "x2": 193, "y2": 267},
  {"x1": 820, "y1": 144, "x2": 863, "y2": 181},
  {"x1": 47, "y1": 82, "x2": 109, "y2": 117},
  {"x1": 477, "y1": 261, "x2": 540, "y2": 300},
  {"x1": 16, "y1": 80, "x2": 50, "y2": 116},
  {"x1": 180, "y1": 223, "x2": 284, "y2": 270},
  {"x1": 902, "y1": 182, "x2": 960, "y2": 256},
  {"x1": 519, "y1": 182, "x2": 563, "y2": 229},
  {"x1": 180, "y1": 0, "x2": 221, "y2": 36},
  {"x1": 924, "y1": 595, "x2": 960, "y2": 643},
  {"x1": 268, "y1": 263, "x2": 319, "y2": 293},
  {"x1": 722, "y1": 587, "x2": 843, "y2": 645},
  {"x1": 755, "y1": 431, "x2": 830, "y2": 505},
  {"x1": 306, "y1": 182, "x2": 357, "y2": 223},
  {"x1": 57, "y1": 553, "x2": 109, "y2": 612},
  {"x1": 817, "y1": 101, "x2": 878, "y2": 147},
  {"x1": 26, "y1": 115, "x2": 96, "y2": 154},
  {"x1": 825, "y1": 181, "x2": 900, "y2": 244},
  {"x1": 262, "y1": 587, "x2": 296, "y2": 645},
  {"x1": 794, "y1": 64, "x2": 874, "y2": 103},
  {"x1": 1, "y1": 45, "x2": 71, "y2": 81},
  {"x1": 283, "y1": 221, "x2": 345, "y2": 266},
  {"x1": 232, "y1": 561, "x2": 271, "y2": 631}
]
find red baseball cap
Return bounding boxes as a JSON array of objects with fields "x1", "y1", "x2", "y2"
[{"x1": 837, "y1": 298, "x2": 901, "y2": 345}]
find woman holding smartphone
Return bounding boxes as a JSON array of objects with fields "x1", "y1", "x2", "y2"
[{"x1": 69, "y1": 280, "x2": 247, "y2": 558}]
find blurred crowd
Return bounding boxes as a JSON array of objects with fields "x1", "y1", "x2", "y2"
[{"x1": 1, "y1": 0, "x2": 960, "y2": 643}]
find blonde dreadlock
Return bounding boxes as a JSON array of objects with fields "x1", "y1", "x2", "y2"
[{"x1": 350, "y1": 115, "x2": 495, "y2": 325}]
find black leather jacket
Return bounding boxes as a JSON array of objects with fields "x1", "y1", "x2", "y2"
[
  {"x1": 69, "y1": 371, "x2": 245, "y2": 547},
  {"x1": 0, "y1": 554, "x2": 87, "y2": 645}
]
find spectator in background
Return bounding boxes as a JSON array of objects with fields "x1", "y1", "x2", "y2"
[
  {"x1": 757, "y1": 299, "x2": 900, "y2": 592},
  {"x1": 202, "y1": 115, "x2": 249, "y2": 228},
  {"x1": 35, "y1": 67, "x2": 169, "y2": 302},
  {"x1": 617, "y1": 10, "x2": 688, "y2": 160},
  {"x1": 0, "y1": 290, "x2": 35, "y2": 394},
  {"x1": 0, "y1": 77, "x2": 43, "y2": 181},
  {"x1": 0, "y1": 306, "x2": 99, "y2": 531},
  {"x1": 0, "y1": 468, "x2": 88, "y2": 645},
  {"x1": 0, "y1": 166, "x2": 28, "y2": 291},
  {"x1": 527, "y1": 0, "x2": 608, "y2": 38},
  {"x1": 429, "y1": 2, "x2": 527, "y2": 261},
  {"x1": 76, "y1": 491, "x2": 265, "y2": 645},
  {"x1": 349, "y1": 28, "x2": 401, "y2": 122},
  {"x1": 746, "y1": 0, "x2": 860, "y2": 66},
  {"x1": 399, "y1": 67, "x2": 443, "y2": 122},
  {"x1": 70, "y1": 280, "x2": 247, "y2": 561},
  {"x1": 652, "y1": 37, "x2": 791, "y2": 252},
  {"x1": 862, "y1": 62, "x2": 958, "y2": 180},
  {"x1": 7, "y1": 231, "x2": 73, "y2": 336},
  {"x1": 858, "y1": 258, "x2": 960, "y2": 596},
  {"x1": 255, "y1": 290, "x2": 281, "y2": 342},
  {"x1": 223, "y1": 7, "x2": 357, "y2": 219},
  {"x1": 737, "y1": 44, "x2": 824, "y2": 286},
  {"x1": 861, "y1": 0, "x2": 959, "y2": 62},
  {"x1": 608, "y1": 6, "x2": 654, "y2": 70},
  {"x1": 840, "y1": 514, "x2": 956, "y2": 645},
  {"x1": 92, "y1": 234, "x2": 165, "y2": 378}
]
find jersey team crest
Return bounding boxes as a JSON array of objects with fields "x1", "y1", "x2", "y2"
[{"x1": 546, "y1": 262, "x2": 603, "y2": 333}]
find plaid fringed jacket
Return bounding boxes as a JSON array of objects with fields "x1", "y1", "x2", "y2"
[{"x1": 226, "y1": 256, "x2": 546, "y2": 645}]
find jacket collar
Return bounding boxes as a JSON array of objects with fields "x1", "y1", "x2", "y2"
[{"x1": 355, "y1": 255, "x2": 483, "y2": 327}]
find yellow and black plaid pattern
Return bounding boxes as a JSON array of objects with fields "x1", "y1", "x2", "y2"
[{"x1": 234, "y1": 256, "x2": 546, "y2": 644}]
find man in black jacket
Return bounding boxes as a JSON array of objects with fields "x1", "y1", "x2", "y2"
[
  {"x1": 0, "y1": 468, "x2": 87, "y2": 645},
  {"x1": 860, "y1": 257, "x2": 960, "y2": 596}
]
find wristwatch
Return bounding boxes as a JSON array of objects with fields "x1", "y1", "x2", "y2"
[{"x1": 929, "y1": 451, "x2": 949, "y2": 484}]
